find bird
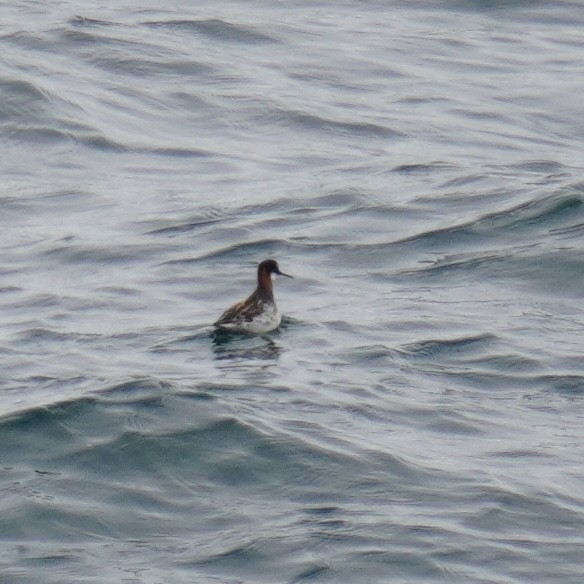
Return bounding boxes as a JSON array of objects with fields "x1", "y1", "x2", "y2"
[{"x1": 214, "y1": 259, "x2": 292, "y2": 334}]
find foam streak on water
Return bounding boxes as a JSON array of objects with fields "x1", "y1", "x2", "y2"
[{"x1": 1, "y1": 1, "x2": 584, "y2": 582}]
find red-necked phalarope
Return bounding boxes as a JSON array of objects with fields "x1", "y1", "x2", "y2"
[{"x1": 214, "y1": 259, "x2": 292, "y2": 334}]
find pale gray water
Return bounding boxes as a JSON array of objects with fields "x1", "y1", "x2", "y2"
[{"x1": 1, "y1": 1, "x2": 584, "y2": 582}]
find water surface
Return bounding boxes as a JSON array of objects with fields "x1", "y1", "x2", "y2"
[{"x1": 1, "y1": 1, "x2": 584, "y2": 582}]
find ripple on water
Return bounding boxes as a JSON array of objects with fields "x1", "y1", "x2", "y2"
[{"x1": 143, "y1": 18, "x2": 279, "y2": 45}]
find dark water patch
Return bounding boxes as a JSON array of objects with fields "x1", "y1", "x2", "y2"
[
  {"x1": 7, "y1": 126, "x2": 72, "y2": 145},
  {"x1": 464, "y1": 483, "x2": 584, "y2": 536},
  {"x1": 424, "y1": 368, "x2": 539, "y2": 392},
  {"x1": 94, "y1": 285, "x2": 142, "y2": 298},
  {"x1": 507, "y1": 160, "x2": 571, "y2": 175},
  {"x1": 487, "y1": 448, "x2": 550, "y2": 459},
  {"x1": 144, "y1": 18, "x2": 278, "y2": 45},
  {"x1": 184, "y1": 541, "x2": 268, "y2": 568},
  {"x1": 402, "y1": 247, "x2": 517, "y2": 278},
  {"x1": 149, "y1": 146, "x2": 211, "y2": 158},
  {"x1": 0, "y1": 397, "x2": 98, "y2": 460},
  {"x1": 164, "y1": 239, "x2": 290, "y2": 265},
  {"x1": 407, "y1": 356, "x2": 584, "y2": 397},
  {"x1": 145, "y1": 210, "x2": 224, "y2": 236},
  {"x1": 0, "y1": 194, "x2": 31, "y2": 213},
  {"x1": 394, "y1": 161, "x2": 458, "y2": 175},
  {"x1": 169, "y1": 89, "x2": 221, "y2": 112},
  {"x1": 173, "y1": 388, "x2": 217, "y2": 402},
  {"x1": 69, "y1": 15, "x2": 113, "y2": 29},
  {"x1": 0, "y1": 494, "x2": 82, "y2": 541},
  {"x1": 11, "y1": 294, "x2": 61, "y2": 310},
  {"x1": 396, "y1": 192, "x2": 584, "y2": 254},
  {"x1": 90, "y1": 54, "x2": 178, "y2": 77},
  {"x1": 426, "y1": 410, "x2": 486, "y2": 436},
  {"x1": 457, "y1": 0, "x2": 546, "y2": 8},
  {"x1": 287, "y1": 66, "x2": 406, "y2": 94},
  {"x1": 491, "y1": 193, "x2": 584, "y2": 232},
  {"x1": 459, "y1": 353, "x2": 545, "y2": 374},
  {"x1": 58, "y1": 23, "x2": 164, "y2": 55},
  {"x1": 0, "y1": 284, "x2": 22, "y2": 295},
  {"x1": 277, "y1": 108, "x2": 404, "y2": 139},
  {"x1": 0, "y1": 377, "x2": 205, "y2": 452},
  {"x1": 539, "y1": 374, "x2": 584, "y2": 396},
  {"x1": 340, "y1": 549, "x2": 444, "y2": 582},
  {"x1": 550, "y1": 221, "x2": 584, "y2": 239},
  {"x1": 301, "y1": 189, "x2": 370, "y2": 210},
  {"x1": 389, "y1": 191, "x2": 584, "y2": 288},
  {"x1": 0, "y1": 78, "x2": 54, "y2": 122},
  {"x1": 78, "y1": 132, "x2": 127, "y2": 152},
  {"x1": 97, "y1": 377, "x2": 176, "y2": 405},
  {"x1": 77, "y1": 130, "x2": 214, "y2": 157},
  {"x1": 88, "y1": 53, "x2": 217, "y2": 79},
  {"x1": 401, "y1": 334, "x2": 497, "y2": 359},
  {"x1": 11, "y1": 374, "x2": 88, "y2": 393},
  {"x1": 60, "y1": 27, "x2": 118, "y2": 47},
  {"x1": 323, "y1": 320, "x2": 366, "y2": 336},
  {"x1": 6, "y1": 293, "x2": 116, "y2": 318},
  {"x1": 62, "y1": 416, "x2": 361, "y2": 494},
  {"x1": 439, "y1": 172, "x2": 495, "y2": 190},
  {"x1": 21, "y1": 551, "x2": 80, "y2": 565},
  {"x1": 450, "y1": 107, "x2": 510, "y2": 123},
  {"x1": 348, "y1": 344, "x2": 396, "y2": 363},
  {"x1": 41, "y1": 240, "x2": 162, "y2": 266},
  {"x1": 162, "y1": 60, "x2": 218, "y2": 77},
  {"x1": 16, "y1": 328, "x2": 93, "y2": 346},
  {"x1": 56, "y1": 23, "x2": 224, "y2": 81},
  {"x1": 439, "y1": 0, "x2": 583, "y2": 17},
  {"x1": 502, "y1": 249, "x2": 582, "y2": 295},
  {"x1": 177, "y1": 381, "x2": 255, "y2": 394},
  {"x1": 290, "y1": 563, "x2": 331, "y2": 582},
  {"x1": 148, "y1": 200, "x2": 297, "y2": 236},
  {"x1": 362, "y1": 449, "x2": 457, "y2": 488},
  {"x1": 401, "y1": 244, "x2": 584, "y2": 298},
  {"x1": 303, "y1": 505, "x2": 342, "y2": 517},
  {"x1": 304, "y1": 202, "x2": 417, "y2": 230}
]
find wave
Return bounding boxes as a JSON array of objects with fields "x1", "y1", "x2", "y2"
[
  {"x1": 398, "y1": 191, "x2": 584, "y2": 250},
  {"x1": 143, "y1": 18, "x2": 278, "y2": 45}
]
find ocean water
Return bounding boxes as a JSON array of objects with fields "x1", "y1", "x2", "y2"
[{"x1": 1, "y1": 1, "x2": 584, "y2": 582}]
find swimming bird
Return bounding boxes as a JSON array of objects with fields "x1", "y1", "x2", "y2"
[{"x1": 214, "y1": 259, "x2": 292, "y2": 334}]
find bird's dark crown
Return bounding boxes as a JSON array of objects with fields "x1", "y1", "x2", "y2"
[{"x1": 258, "y1": 259, "x2": 281, "y2": 275}]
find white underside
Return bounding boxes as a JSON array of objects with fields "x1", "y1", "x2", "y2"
[{"x1": 217, "y1": 304, "x2": 281, "y2": 334}]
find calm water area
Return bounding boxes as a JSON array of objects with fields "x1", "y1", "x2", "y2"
[{"x1": 1, "y1": 1, "x2": 584, "y2": 582}]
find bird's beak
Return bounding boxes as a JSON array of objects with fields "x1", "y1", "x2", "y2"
[{"x1": 278, "y1": 270, "x2": 293, "y2": 278}]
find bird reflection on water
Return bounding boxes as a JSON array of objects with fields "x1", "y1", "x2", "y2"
[{"x1": 211, "y1": 328, "x2": 283, "y2": 362}]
